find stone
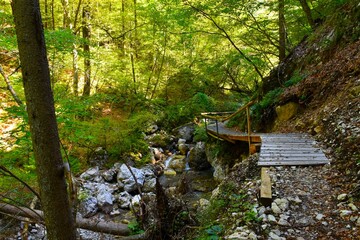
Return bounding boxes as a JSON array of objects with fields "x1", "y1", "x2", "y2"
[
  {"x1": 274, "y1": 198, "x2": 289, "y2": 211},
  {"x1": 268, "y1": 214, "x2": 277, "y2": 223},
  {"x1": 178, "y1": 143, "x2": 189, "y2": 155},
  {"x1": 199, "y1": 198, "x2": 210, "y2": 208},
  {"x1": 356, "y1": 217, "x2": 360, "y2": 226},
  {"x1": 117, "y1": 191, "x2": 132, "y2": 209},
  {"x1": 168, "y1": 155, "x2": 186, "y2": 172},
  {"x1": 80, "y1": 167, "x2": 99, "y2": 180},
  {"x1": 79, "y1": 197, "x2": 98, "y2": 218},
  {"x1": 276, "y1": 102, "x2": 299, "y2": 121},
  {"x1": 131, "y1": 195, "x2": 141, "y2": 207},
  {"x1": 269, "y1": 231, "x2": 285, "y2": 240},
  {"x1": 117, "y1": 164, "x2": 145, "y2": 193},
  {"x1": 340, "y1": 210, "x2": 352, "y2": 218},
  {"x1": 174, "y1": 124, "x2": 195, "y2": 142},
  {"x1": 101, "y1": 168, "x2": 117, "y2": 182},
  {"x1": 142, "y1": 177, "x2": 156, "y2": 192},
  {"x1": 316, "y1": 214, "x2": 324, "y2": 220},
  {"x1": 164, "y1": 169, "x2": 177, "y2": 176},
  {"x1": 288, "y1": 196, "x2": 302, "y2": 204},
  {"x1": 348, "y1": 203, "x2": 358, "y2": 211},
  {"x1": 188, "y1": 142, "x2": 211, "y2": 170},
  {"x1": 96, "y1": 184, "x2": 114, "y2": 213},
  {"x1": 248, "y1": 232, "x2": 257, "y2": 240},
  {"x1": 271, "y1": 202, "x2": 282, "y2": 214},
  {"x1": 337, "y1": 193, "x2": 347, "y2": 201}
]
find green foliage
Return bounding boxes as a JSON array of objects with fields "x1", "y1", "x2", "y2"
[
  {"x1": 128, "y1": 220, "x2": 145, "y2": 235},
  {"x1": 161, "y1": 92, "x2": 216, "y2": 129},
  {"x1": 193, "y1": 125, "x2": 208, "y2": 142},
  {"x1": 195, "y1": 181, "x2": 258, "y2": 239},
  {"x1": 284, "y1": 71, "x2": 306, "y2": 87}
]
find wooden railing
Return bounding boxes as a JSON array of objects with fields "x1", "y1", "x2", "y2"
[{"x1": 201, "y1": 100, "x2": 257, "y2": 152}]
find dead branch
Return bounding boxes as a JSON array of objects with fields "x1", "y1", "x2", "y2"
[{"x1": 0, "y1": 203, "x2": 147, "y2": 238}]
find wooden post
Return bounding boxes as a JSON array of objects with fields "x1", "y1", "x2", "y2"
[
  {"x1": 216, "y1": 119, "x2": 219, "y2": 135},
  {"x1": 260, "y1": 167, "x2": 272, "y2": 206},
  {"x1": 246, "y1": 106, "x2": 251, "y2": 154}
]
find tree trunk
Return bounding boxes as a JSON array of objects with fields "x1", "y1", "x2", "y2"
[
  {"x1": 0, "y1": 64, "x2": 23, "y2": 106},
  {"x1": 299, "y1": 0, "x2": 315, "y2": 29},
  {"x1": 44, "y1": 0, "x2": 48, "y2": 29},
  {"x1": 71, "y1": 0, "x2": 82, "y2": 96},
  {"x1": 82, "y1": 4, "x2": 91, "y2": 96},
  {"x1": 51, "y1": 0, "x2": 55, "y2": 30},
  {"x1": 11, "y1": 1, "x2": 77, "y2": 239},
  {"x1": 278, "y1": 0, "x2": 286, "y2": 61},
  {"x1": 61, "y1": 0, "x2": 70, "y2": 28}
]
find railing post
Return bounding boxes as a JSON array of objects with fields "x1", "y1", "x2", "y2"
[
  {"x1": 216, "y1": 119, "x2": 219, "y2": 135},
  {"x1": 246, "y1": 106, "x2": 251, "y2": 154},
  {"x1": 204, "y1": 118, "x2": 207, "y2": 130}
]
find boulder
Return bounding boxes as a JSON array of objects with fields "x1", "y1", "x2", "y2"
[
  {"x1": 79, "y1": 197, "x2": 98, "y2": 218},
  {"x1": 168, "y1": 155, "x2": 186, "y2": 172},
  {"x1": 101, "y1": 168, "x2": 117, "y2": 182},
  {"x1": 188, "y1": 142, "x2": 211, "y2": 170},
  {"x1": 174, "y1": 123, "x2": 195, "y2": 142},
  {"x1": 117, "y1": 164, "x2": 145, "y2": 193},
  {"x1": 276, "y1": 102, "x2": 299, "y2": 121},
  {"x1": 80, "y1": 167, "x2": 100, "y2": 181},
  {"x1": 96, "y1": 184, "x2": 114, "y2": 214}
]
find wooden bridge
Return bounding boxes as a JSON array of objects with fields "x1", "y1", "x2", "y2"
[
  {"x1": 201, "y1": 101, "x2": 329, "y2": 167},
  {"x1": 201, "y1": 101, "x2": 329, "y2": 205}
]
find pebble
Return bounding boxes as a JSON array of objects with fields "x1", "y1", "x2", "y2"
[
  {"x1": 268, "y1": 214, "x2": 277, "y2": 223},
  {"x1": 348, "y1": 203, "x2": 358, "y2": 211},
  {"x1": 271, "y1": 202, "x2": 282, "y2": 214},
  {"x1": 356, "y1": 217, "x2": 360, "y2": 226},
  {"x1": 337, "y1": 193, "x2": 347, "y2": 201},
  {"x1": 340, "y1": 210, "x2": 352, "y2": 218},
  {"x1": 316, "y1": 213, "x2": 324, "y2": 220},
  {"x1": 269, "y1": 231, "x2": 285, "y2": 240}
]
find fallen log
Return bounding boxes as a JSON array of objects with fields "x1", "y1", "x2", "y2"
[{"x1": 0, "y1": 203, "x2": 147, "y2": 239}]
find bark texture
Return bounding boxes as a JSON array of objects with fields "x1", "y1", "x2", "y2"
[{"x1": 11, "y1": 1, "x2": 77, "y2": 239}]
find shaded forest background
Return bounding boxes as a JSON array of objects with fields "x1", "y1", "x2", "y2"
[{"x1": 0, "y1": 0, "x2": 356, "y2": 201}]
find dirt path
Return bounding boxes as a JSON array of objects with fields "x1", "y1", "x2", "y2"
[{"x1": 254, "y1": 165, "x2": 360, "y2": 240}]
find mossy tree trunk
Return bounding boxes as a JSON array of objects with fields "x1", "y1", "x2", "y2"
[{"x1": 11, "y1": 1, "x2": 77, "y2": 239}]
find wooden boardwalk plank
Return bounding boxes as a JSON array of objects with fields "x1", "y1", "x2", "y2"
[{"x1": 260, "y1": 168, "x2": 272, "y2": 206}]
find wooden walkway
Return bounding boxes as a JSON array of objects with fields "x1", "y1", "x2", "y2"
[{"x1": 206, "y1": 123, "x2": 329, "y2": 166}]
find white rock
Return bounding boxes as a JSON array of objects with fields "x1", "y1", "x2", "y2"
[
  {"x1": 274, "y1": 198, "x2": 289, "y2": 211},
  {"x1": 340, "y1": 210, "x2": 352, "y2": 218},
  {"x1": 117, "y1": 164, "x2": 145, "y2": 192},
  {"x1": 80, "y1": 167, "x2": 99, "y2": 180},
  {"x1": 117, "y1": 191, "x2": 132, "y2": 209},
  {"x1": 131, "y1": 194, "x2": 141, "y2": 207},
  {"x1": 356, "y1": 217, "x2": 360, "y2": 226},
  {"x1": 268, "y1": 214, "x2": 277, "y2": 223},
  {"x1": 348, "y1": 203, "x2": 358, "y2": 211},
  {"x1": 248, "y1": 232, "x2": 257, "y2": 240},
  {"x1": 278, "y1": 218, "x2": 290, "y2": 226},
  {"x1": 288, "y1": 196, "x2": 302, "y2": 204},
  {"x1": 271, "y1": 202, "x2": 282, "y2": 214},
  {"x1": 269, "y1": 231, "x2": 285, "y2": 240},
  {"x1": 316, "y1": 214, "x2": 324, "y2": 220},
  {"x1": 337, "y1": 193, "x2": 347, "y2": 201}
]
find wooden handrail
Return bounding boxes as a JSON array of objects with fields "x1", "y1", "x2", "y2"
[{"x1": 201, "y1": 100, "x2": 257, "y2": 154}]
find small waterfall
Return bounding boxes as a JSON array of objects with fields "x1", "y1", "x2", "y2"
[
  {"x1": 184, "y1": 149, "x2": 191, "y2": 171},
  {"x1": 164, "y1": 155, "x2": 175, "y2": 169}
]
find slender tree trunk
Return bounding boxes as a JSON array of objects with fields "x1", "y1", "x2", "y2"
[
  {"x1": 278, "y1": 0, "x2": 286, "y2": 61},
  {"x1": 299, "y1": 0, "x2": 315, "y2": 29},
  {"x1": 44, "y1": 0, "x2": 48, "y2": 29},
  {"x1": 61, "y1": 0, "x2": 70, "y2": 28},
  {"x1": 120, "y1": 0, "x2": 126, "y2": 55},
  {"x1": 82, "y1": 4, "x2": 91, "y2": 96},
  {"x1": 133, "y1": 0, "x2": 138, "y2": 57},
  {"x1": 11, "y1": 1, "x2": 77, "y2": 239},
  {"x1": 0, "y1": 64, "x2": 23, "y2": 106},
  {"x1": 130, "y1": 53, "x2": 137, "y2": 95},
  {"x1": 51, "y1": 0, "x2": 55, "y2": 30},
  {"x1": 71, "y1": 0, "x2": 82, "y2": 96}
]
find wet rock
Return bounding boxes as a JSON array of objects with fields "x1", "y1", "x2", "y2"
[
  {"x1": 164, "y1": 169, "x2": 177, "y2": 176},
  {"x1": 178, "y1": 143, "x2": 189, "y2": 155},
  {"x1": 189, "y1": 142, "x2": 211, "y2": 170},
  {"x1": 167, "y1": 155, "x2": 186, "y2": 172},
  {"x1": 174, "y1": 123, "x2": 195, "y2": 142}
]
